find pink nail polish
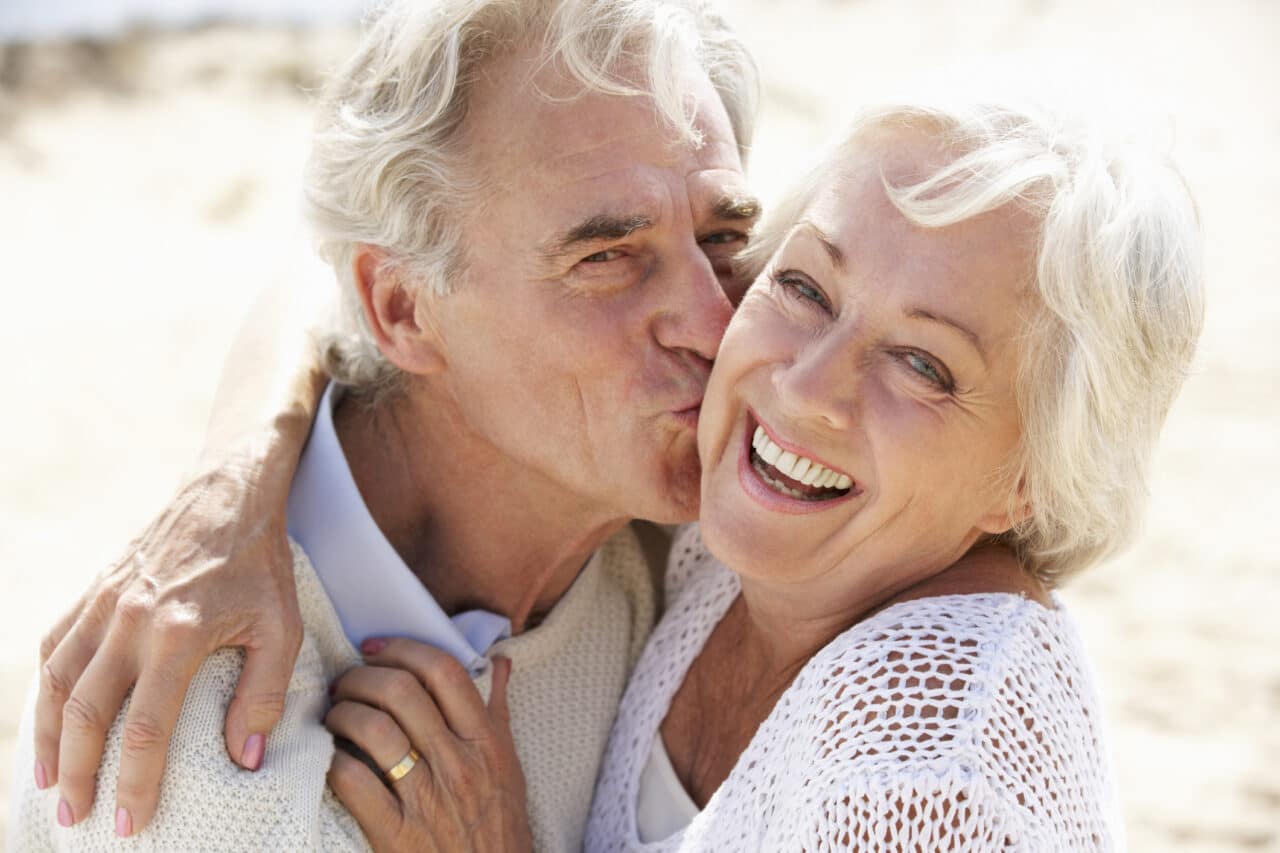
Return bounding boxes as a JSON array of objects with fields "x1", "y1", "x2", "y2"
[
  {"x1": 242, "y1": 733, "x2": 265, "y2": 771},
  {"x1": 115, "y1": 807, "x2": 132, "y2": 838},
  {"x1": 34, "y1": 761, "x2": 48, "y2": 790},
  {"x1": 57, "y1": 798, "x2": 73, "y2": 828},
  {"x1": 360, "y1": 637, "x2": 388, "y2": 656}
]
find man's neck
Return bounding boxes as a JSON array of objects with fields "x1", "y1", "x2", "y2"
[{"x1": 332, "y1": 385, "x2": 627, "y2": 633}]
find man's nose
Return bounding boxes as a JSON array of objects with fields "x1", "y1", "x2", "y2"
[
  {"x1": 772, "y1": 332, "x2": 861, "y2": 432},
  {"x1": 652, "y1": 246, "x2": 734, "y2": 363}
]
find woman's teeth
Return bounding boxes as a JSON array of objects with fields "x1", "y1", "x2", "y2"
[{"x1": 751, "y1": 426, "x2": 853, "y2": 494}]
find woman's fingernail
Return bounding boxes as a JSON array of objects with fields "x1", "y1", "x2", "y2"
[
  {"x1": 115, "y1": 806, "x2": 132, "y2": 838},
  {"x1": 57, "y1": 797, "x2": 73, "y2": 827},
  {"x1": 360, "y1": 638, "x2": 388, "y2": 656},
  {"x1": 241, "y1": 733, "x2": 265, "y2": 771},
  {"x1": 34, "y1": 760, "x2": 48, "y2": 790}
]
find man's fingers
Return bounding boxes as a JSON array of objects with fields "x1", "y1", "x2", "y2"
[
  {"x1": 328, "y1": 750, "x2": 403, "y2": 846},
  {"x1": 362, "y1": 638, "x2": 488, "y2": 738},
  {"x1": 108, "y1": 648, "x2": 206, "y2": 837},
  {"x1": 34, "y1": 608, "x2": 117, "y2": 790},
  {"x1": 52, "y1": 634, "x2": 138, "y2": 826},
  {"x1": 223, "y1": 622, "x2": 301, "y2": 771}
]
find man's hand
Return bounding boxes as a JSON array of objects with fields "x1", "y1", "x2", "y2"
[
  {"x1": 34, "y1": 445, "x2": 303, "y2": 838},
  {"x1": 327, "y1": 640, "x2": 532, "y2": 853}
]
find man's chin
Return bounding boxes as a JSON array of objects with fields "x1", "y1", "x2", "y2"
[{"x1": 632, "y1": 464, "x2": 702, "y2": 525}]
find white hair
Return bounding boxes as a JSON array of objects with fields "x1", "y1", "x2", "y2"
[
  {"x1": 304, "y1": 0, "x2": 758, "y2": 396},
  {"x1": 738, "y1": 92, "x2": 1205, "y2": 584}
]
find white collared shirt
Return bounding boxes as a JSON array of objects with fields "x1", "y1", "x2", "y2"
[{"x1": 286, "y1": 383, "x2": 510, "y2": 675}]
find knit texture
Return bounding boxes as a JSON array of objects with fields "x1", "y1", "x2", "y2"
[
  {"x1": 10, "y1": 524, "x2": 655, "y2": 852},
  {"x1": 586, "y1": 524, "x2": 1121, "y2": 851}
]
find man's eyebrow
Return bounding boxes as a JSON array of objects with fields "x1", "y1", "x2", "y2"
[
  {"x1": 797, "y1": 220, "x2": 847, "y2": 270},
  {"x1": 906, "y1": 307, "x2": 987, "y2": 364},
  {"x1": 543, "y1": 214, "x2": 653, "y2": 257},
  {"x1": 711, "y1": 194, "x2": 762, "y2": 222}
]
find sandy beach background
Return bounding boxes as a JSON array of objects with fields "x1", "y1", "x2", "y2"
[{"x1": 1, "y1": 0, "x2": 1277, "y2": 849}]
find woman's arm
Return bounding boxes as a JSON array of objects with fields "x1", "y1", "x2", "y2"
[{"x1": 32, "y1": 277, "x2": 330, "y2": 837}]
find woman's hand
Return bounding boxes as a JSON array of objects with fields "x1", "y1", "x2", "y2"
[
  {"x1": 326, "y1": 639, "x2": 531, "y2": 853},
  {"x1": 34, "y1": 439, "x2": 306, "y2": 836}
]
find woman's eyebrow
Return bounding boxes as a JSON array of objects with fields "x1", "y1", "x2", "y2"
[
  {"x1": 796, "y1": 220, "x2": 847, "y2": 270},
  {"x1": 905, "y1": 307, "x2": 987, "y2": 364}
]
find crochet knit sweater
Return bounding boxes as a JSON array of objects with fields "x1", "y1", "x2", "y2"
[
  {"x1": 586, "y1": 524, "x2": 1121, "y2": 851},
  {"x1": 10, "y1": 525, "x2": 655, "y2": 852}
]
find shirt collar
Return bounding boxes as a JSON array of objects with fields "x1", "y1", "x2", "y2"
[{"x1": 286, "y1": 383, "x2": 510, "y2": 674}]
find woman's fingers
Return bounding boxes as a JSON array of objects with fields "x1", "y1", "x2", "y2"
[
  {"x1": 33, "y1": 599, "x2": 112, "y2": 793},
  {"x1": 328, "y1": 750, "x2": 403, "y2": 847},
  {"x1": 50, "y1": 629, "x2": 138, "y2": 827},
  {"x1": 361, "y1": 639, "x2": 489, "y2": 738},
  {"x1": 324, "y1": 700, "x2": 415, "y2": 775},
  {"x1": 330, "y1": 665, "x2": 449, "y2": 752},
  {"x1": 108, "y1": 646, "x2": 208, "y2": 837},
  {"x1": 488, "y1": 656, "x2": 513, "y2": 725}
]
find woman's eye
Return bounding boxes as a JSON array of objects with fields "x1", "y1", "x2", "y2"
[
  {"x1": 581, "y1": 249, "x2": 624, "y2": 263},
  {"x1": 772, "y1": 270, "x2": 831, "y2": 312},
  {"x1": 901, "y1": 351, "x2": 954, "y2": 392}
]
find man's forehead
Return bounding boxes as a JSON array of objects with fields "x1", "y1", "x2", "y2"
[{"x1": 464, "y1": 43, "x2": 742, "y2": 183}]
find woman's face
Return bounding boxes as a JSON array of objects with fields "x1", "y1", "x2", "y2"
[{"x1": 697, "y1": 128, "x2": 1038, "y2": 594}]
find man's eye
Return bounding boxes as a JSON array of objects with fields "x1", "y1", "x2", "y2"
[
  {"x1": 582, "y1": 249, "x2": 624, "y2": 263},
  {"x1": 701, "y1": 231, "x2": 747, "y2": 246}
]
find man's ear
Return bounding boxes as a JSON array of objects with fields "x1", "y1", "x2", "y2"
[
  {"x1": 351, "y1": 244, "x2": 446, "y2": 376},
  {"x1": 974, "y1": 474, "x2": 1033, "y2": 536}
]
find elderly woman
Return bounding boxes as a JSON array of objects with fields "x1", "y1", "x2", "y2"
[
  {"x1": 577, "y1": 96, "x2": 1204, "y2": 848},
  {"x1": 327, "y1": 94, "x2": 1204, "y2": 849}
]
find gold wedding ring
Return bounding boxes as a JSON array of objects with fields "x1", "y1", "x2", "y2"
[{"x1": 384, "y1": 748, "x2": 420, "y2": 783}]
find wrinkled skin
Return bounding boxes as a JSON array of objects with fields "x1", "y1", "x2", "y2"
[{"x1": 326, "y1": 641, "x2": 530, "y2": 853}]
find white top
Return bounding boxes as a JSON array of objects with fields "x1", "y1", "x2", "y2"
[
  {"x1": 587, "y1": 524, "x2": 1123, "y2": 852},
  {"x1": 635, "y1": 738, "x2": 698, "y2": 842},
  {"x1": 10, "y1": 530, "x2": 656, "y2": 853},
  {"x1": 287, "y1": 382, "x2": 509, "y2": 673}
]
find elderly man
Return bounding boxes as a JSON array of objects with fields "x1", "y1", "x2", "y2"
[{"x1": 11, "y1": 0, "x2": 759, "y2": 849}]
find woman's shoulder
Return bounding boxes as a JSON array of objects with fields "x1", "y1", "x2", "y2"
[
  {"x1": 766, "y1": 594, "x2": 1116, "y2": 847},
  {"x1": 783, "y1": 594, "x2": 1110, "y2": 806},
  {"x1": 802, "y1": 592, "x2": 1089, "y2": 736}
]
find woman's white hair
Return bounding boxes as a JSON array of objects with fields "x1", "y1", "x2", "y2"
[
  {"x1": 738, "y1": 91, "x2": 1205, "y2": 584},
  {"x1": 305, "y1": 0, "x2": 757, "y2": 397}
]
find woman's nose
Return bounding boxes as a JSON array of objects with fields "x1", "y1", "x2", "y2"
[{"x1": 771, "y1": 333, "x2": 860, "y2": 431}]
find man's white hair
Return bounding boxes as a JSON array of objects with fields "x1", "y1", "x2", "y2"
[
  {"x1": 738, "y1": 92, "x2": 1205, "y2": 584},
  {"x1": 305, "y1": 0, "x2": 758, "y2": 397}
]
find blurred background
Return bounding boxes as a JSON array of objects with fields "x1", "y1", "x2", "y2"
[{"x1": 1, "y1": 0, "x2": 1276, "y2": 849}]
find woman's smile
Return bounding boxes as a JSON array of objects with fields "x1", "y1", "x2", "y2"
[{"x1": 737, "y1": 410, "x2": 860, "y2": 514}]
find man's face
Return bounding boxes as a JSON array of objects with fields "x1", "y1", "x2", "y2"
[{"x1": 422, "y1": 49, "x2": 757, "y2": 524}]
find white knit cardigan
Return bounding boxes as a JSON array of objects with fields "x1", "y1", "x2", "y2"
[
  {"x1": 10, "y1": 525, "x2": 655, "y2": 853},
  {"x1": 586, "y1": 524, "x2": 1122, "y2": 851}
]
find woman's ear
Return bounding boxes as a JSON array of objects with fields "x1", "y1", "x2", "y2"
[
  {"x1": 975, "y1": 475, "x2": 1033, "y2": 536},
  {"x1": 351, "y1": 245, "x2": 447, "y2": 376}
]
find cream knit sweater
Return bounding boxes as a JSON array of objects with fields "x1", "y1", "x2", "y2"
[{"x1": 10, "y1": 525, "x2": 655, "y2": 852}]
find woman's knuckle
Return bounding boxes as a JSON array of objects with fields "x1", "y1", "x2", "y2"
[
  {"x1": 120, "y1": 710, "x2": 167, "y2": 757},
  {"x1": 385, "y1": 670, "x2": 420, "y2": 704},
  {"x1": 61, "y1": 693, "x2": 106, "y2": 735},
  {"x1": 40, "y1": 661, "x2": 75, "y2": 703}
]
